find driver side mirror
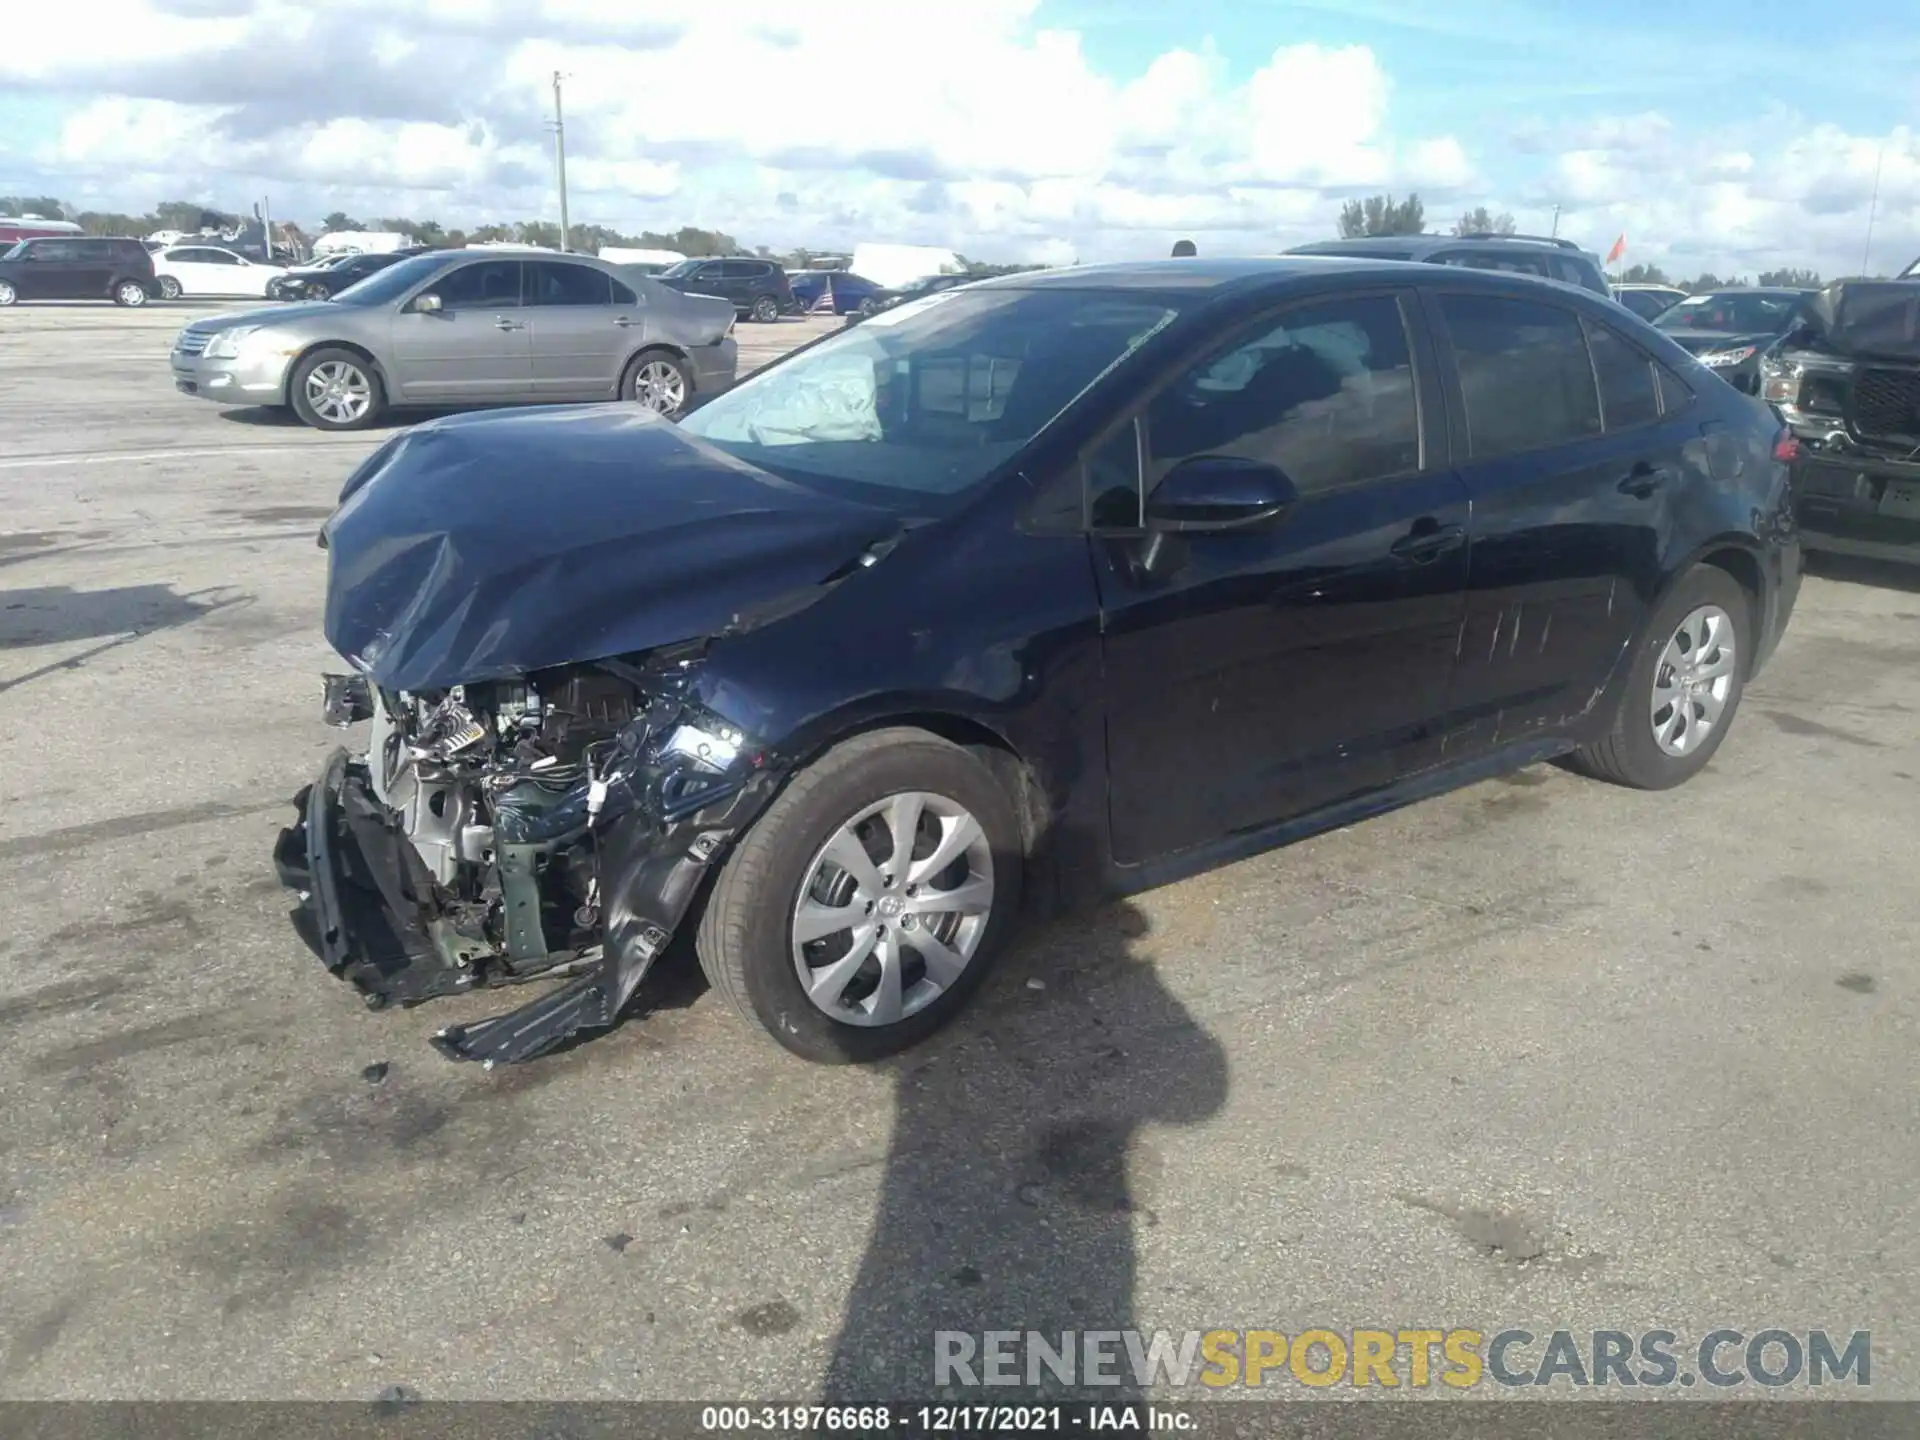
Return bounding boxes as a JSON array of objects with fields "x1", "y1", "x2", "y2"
[
  {"x1": 411, "y1": 292, "x2": 443, "y2": 315},
  {"x1": 1144, "y1": 456, "x2": 1297, "y2": 532}
]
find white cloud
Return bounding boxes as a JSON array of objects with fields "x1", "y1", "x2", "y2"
[{"x1": 1, "y1": 0, "x2": 1475, "y2": 258}]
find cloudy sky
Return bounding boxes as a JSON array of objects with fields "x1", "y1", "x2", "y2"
[{"x1": 1, "y1": 0, "x2": 1915, "y2": 276}]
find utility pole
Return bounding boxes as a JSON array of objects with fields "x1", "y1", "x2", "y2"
[
  {"x1": 1861, "y1": 144, "x2": 1884, "y2": 277},
  {"x1": 1549, "y1": 203, "x2": 1561, "y2": 238},
  {"x1": 550, "y1": 70, "x2": 570, "y2": 253}
]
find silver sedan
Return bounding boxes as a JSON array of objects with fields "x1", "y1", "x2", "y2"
[{"x1": 168, "y1": 249, "x2": 739, "y2": 429}]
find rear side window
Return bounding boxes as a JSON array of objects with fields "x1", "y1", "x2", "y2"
[
  {"x1": 1655, "y1": 360, "x2": 1695, "y2": 415},
  {"x1": 1143, "y1": 292, "x2": 1422, "y2": 499},
  {"x1": 1439, "y1": 292, "x2": 1601, "y2": 458},
  {"x1": 1551, "y1": 256, "x2": 1603, "y2": 291},
  {"x1": 1583, "y1": 318, "x2": 1661, "y2": 430},
  {"x1": 610, "y1": 276, "x2": 639, "y2": 305},
  {"x1": 525, "y1": 261, "x2": 612, "y2": 306},
  {"x1": 1439, "y1": 249, "x2": 1552, "y2": 279}
]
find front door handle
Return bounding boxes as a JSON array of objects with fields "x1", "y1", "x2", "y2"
[
  {"x1": 1390, "y1": 521, "x2": 1466, "y2": 563},
  {"x1": 613, "y1": 316, "x2": 635, "y2": 327},
  {"x1": 493, "y1": 317, "x2": 524, "y2": 331},
  {"x1": 1619, "y1": 462, "x2": 1669, "y2": 498}
]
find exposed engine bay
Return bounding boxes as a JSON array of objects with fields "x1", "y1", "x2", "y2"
[{"x1": 274, "y1": 642, "x2": 781, "y2": 1067}]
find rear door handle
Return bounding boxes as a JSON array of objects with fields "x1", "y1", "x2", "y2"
[
  {"x1": 493, "y1": 317, "x2": 524, "y2": 331},
  {"x1": 1390, "y1": 522, "x2": 1466, "y2": 563},
  {"x1": 1619, "y1": 463, "x2": 1669, "y2": 498},
  {"x1": 614, "y1": 316, "x2": 635, "y2": 327}
]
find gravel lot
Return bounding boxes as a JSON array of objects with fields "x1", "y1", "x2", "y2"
[{"x1": 0, "y1": 299, "x2": 1915, "y2": 1403}]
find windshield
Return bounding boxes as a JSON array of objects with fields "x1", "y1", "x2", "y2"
[
  {"x1": 678, "y1": 286, "x2": 1181, "y2": 508},
  {"x1": 1655, "y1": 291, "x2": 1804, "y2": 334},
  {"x1": 329, "y1": 253, "x2": 453, "y2": 306},
  {"x1": 661, "y1": 260, "x2": 703, "y2": 279}
]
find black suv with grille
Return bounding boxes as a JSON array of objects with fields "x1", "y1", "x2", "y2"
[
  {"x1": 655, "y1": 256, "x2": 795, "y2": 322},
  {"x1": 0, "y1": 235, "x2": 156, "y2": 307},
  {"x1": 1286, "y1": 233, "x2": 1611, "y2": 297},
  {"x1": 1762, "y1": 263, "x2": 1920, "y2": 566}
]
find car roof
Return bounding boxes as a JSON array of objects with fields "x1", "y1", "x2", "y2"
[
  {"x1": 1679, "y1": 287, "x2": 1816, "y2": 299},
  {"x1": 1288, "y1": 234, "x2": 1596, "y2": 260}
]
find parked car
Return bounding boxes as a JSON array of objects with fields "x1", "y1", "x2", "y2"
[
  {"x1": 1611, "y1": 283, "x2": 1688, "y2": 320},
  {"x1": 169, "y1": 248, "x2": 738, "y2": 429},
  {"x1": 1648, "y1": 287, "x2": 1815, "y2": 395},
  {"x1": 274, "y1": 257, "x2": 1801, "y2": 1069},
  {"x1": 655, "y1": 256, "x2": 795, "y2": 321},
  {"x1": 790, "y1": 269, "x2": 889, "y2": 315},
  {"x1": 0, "y1": 236, "x2": 155, "y2": 307},
  {"x1": 152, "y1": 244, "x2": 287, "y2": 300},
  {"x1": 272, "y1": 248, "x2": 429, "y2": 301},
  {"x1": 841, "y1": 271, "x2": 977, "y2": 326},
  {"x1": 1764, "y1": 265, "x2": 1920, "y2": 565},
  {"x1": 1286, "y1": 233, "x2": 1612, "y2": 296}
]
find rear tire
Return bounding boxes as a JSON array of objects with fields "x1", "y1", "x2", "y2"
[
  {"x1": 749, "y1": 294, "x2": 780, "y2": 323},
  {"x1": 696, "y1": 728, "x2": 1023, "y2": 1064},
  {"x1": 1567, "y1": 564, "x2": 1752, "y2": 790},
  {"x1": 288, "y1": 347, "x2": 385, "y2": 431},
  {"x1": 113, "y1": 280, "x2": 150, "y2": 307},
  {"x1": 620, "y1": 348, "x2": 692, "y2": 419},
  {"x1": 157, "y1": 276, "x2": 183, "y2": 300}
]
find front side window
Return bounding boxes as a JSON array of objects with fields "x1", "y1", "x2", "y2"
[
  {"x1": 1442, "y1": 249, "x2": 1552, "y2": 279},
  {"x1": 680, "y1": 286, "x2": 1179, "y2": 510},
  {"x1": 434, "y1": 260, "x2": 524, "y2": 309},
  {"x1": 1439, "y1": 292, "x2": 1601, "y2": 458},
  {"x1": 525, "y1": 261, "x2": 612, "y2": 307},
  {"x1": 1140, "y1": 293, "x2": 1422, "y2": 505},
  {"x1": 29, "y1": 241, "x2": 76, "y2": 263}
]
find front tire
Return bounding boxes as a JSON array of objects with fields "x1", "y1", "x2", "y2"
[
  {"x1": 1568, "y1": 564, "x2": 1751, "y2": 790},
  {"x1": 749, "y1": 294, "x2": 780, "y2": 323},
  {"x1": 696, "y1": 728, "x2": 1023, "y2": 1063},
  {"x1": 289, "y1": 347, "x2": 385, "y2": 431},
  {"x1": 113, "y1": 280, "x2": 149, "y2": 307},
  {"x1": 157, "y1": 276, "x2": 183, "y2": 300},
  {"x1": 0, "y1": 280, "x2": 15, "y2": 306}
]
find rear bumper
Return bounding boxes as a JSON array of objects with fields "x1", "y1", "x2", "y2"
[{"x1": 1792, "y1": 450, "x2": 1920, "y2": 565}]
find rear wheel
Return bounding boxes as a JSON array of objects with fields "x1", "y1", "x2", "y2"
[
  {"x1": 307, "y1": 283, "x2": 331, "y2": 301},
  {"x1": 696, "y1": 728, "x2": 1023, "y2": 1063},
  {"x1": 113, "y1": 280, "x2": 149, "y2": 307},
  {"x1": 749, "y1": 294, "x2": 780, "y2": 323},
  {"x1": 157, "y1": 276, "x2": 183, "y2": 301},
  {"x1": 1567, "y1": 564, "x2": 1751, "y2": 790},
  {"x1": 621, "y1": 349, "x2": 692, "y2": 418},
  {"x1": 289, "y1": 347, "x2": 385, "y2": 431}
]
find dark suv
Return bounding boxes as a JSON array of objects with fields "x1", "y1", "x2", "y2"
[
  {"x1": 656, "y1": 256, "x2": 795, "y2": 322},
  {"x1": 0, "y1": 236, "x2": 156, "y2": 307},
  {"x1": 1286, "y1": 233, "x2": 1611, "y2": 296}
]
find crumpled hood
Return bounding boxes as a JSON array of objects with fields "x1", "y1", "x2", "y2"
[{"x1": 320, "y1": 405, "x2": 899, "y2": 692}]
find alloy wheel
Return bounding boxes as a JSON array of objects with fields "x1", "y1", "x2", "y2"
[
  {"x1": 632, "y1": 359, "x2": 687, "y2": 416},
  {"x1": 790, "y1": 790, "x2": 995, "y2": 1028},
  {"x1": 1649, "y1": 603, "x2": 1737, "y2": 757},
  {"x1": 117, "y1": 282, "x2": 148, "y2": 306},
  {"x1": 304, "y1": 360, "x2": 372, "y2": 426},
  {"x1": 158, "y1": 277, "x2": 183, "y2": 300},
  {"x1": 0, "y1": 281, "x2": 15, "y2": 306},
  {"x1": 752, "y1": 296, "x2": 779, "y2": 323}
]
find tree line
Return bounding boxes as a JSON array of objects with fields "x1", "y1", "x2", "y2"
[{"x1": 1334, "y1": 192, "x2": 1873, "y2": 290}]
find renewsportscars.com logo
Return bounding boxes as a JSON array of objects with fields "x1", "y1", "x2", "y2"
[{"x1": 934, "y1": 1328, "x2": 1872, "y2": 1390}]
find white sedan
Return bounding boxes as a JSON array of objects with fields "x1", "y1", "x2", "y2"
[{"x1": 153, "y1": 245, "x2": 287, "y2": 300}]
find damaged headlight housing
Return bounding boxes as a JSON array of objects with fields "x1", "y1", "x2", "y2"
[
  {"x1": 662, "y1": 721, "x2": 745, "y2": 774},
  {"x1": 1760, "y1": 356, "x2": 1798, "y2": 404},
  {"x1": 1699, "y1": 345, "x2": 1757, "y2": 369}
]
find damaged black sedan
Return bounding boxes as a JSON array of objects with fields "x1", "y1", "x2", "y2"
[{"x1": 278, "y1": 258, "x2": 1801, "y2": 1067}]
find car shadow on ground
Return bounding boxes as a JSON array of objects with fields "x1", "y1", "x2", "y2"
[
  {"x1": 802, "y1": 896, "x2": 1230, "y2": 1403},
  {"x1": 0, "y1": 583, "x2": 251, "y2": 694},
  {"x1": 214, "y1": 405, "x2": 470, "y2": 431},
  {"x1": 1804, "y1": 551, "x2": 1920, "y2": 595}
]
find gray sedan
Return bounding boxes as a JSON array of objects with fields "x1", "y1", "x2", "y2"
[{"x1": 168, "y1": 249, "x2": 739, "y2": 430}]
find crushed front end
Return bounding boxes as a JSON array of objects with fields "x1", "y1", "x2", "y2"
[
  {"x1": 273, "y1": 644, "x2": 783, "y2": 1065},
  {"x1": 1762, "y1": 278, "x2": 1920, "y2": 565}
]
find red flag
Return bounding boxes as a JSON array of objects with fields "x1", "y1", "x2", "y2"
[{"x1": 1605, "y1": 233, "x2": 1626, "y2": 265}]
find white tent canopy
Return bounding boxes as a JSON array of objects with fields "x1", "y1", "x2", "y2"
[
  {"x1": 311, "y1": 230, "x2": 413, "y2": 257},
  {"x1": 598, "y1": 246, "x2": 685, "y2": 267}
]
